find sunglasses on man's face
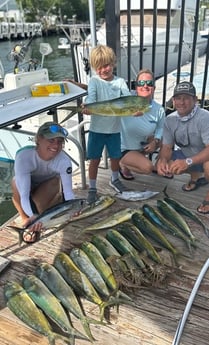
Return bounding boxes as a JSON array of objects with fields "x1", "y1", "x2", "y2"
[
  {"x1": 45, "y1": 124, "x2": 68, "y2": 137},
  {"x1": 136, "y1": 80, "x2": 154, "y2": 87}
]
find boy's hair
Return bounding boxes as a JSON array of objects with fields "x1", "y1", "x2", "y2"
[
  {"x1": 136, "y1": 68, "x2": 155, "y2": 84},
  {"x1": 90, "y1": 45, "x2": 116, "y2": 70}
]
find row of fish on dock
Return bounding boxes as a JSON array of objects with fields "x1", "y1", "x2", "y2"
[{"x1": 4, "y1": 190, "x2": 209, "y2": 344}]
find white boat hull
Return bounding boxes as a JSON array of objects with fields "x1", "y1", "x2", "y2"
[{"x1": 119, "y1": 40, "x2": 207, "y2": 80}]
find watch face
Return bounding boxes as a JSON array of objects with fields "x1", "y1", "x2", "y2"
[{"x1": 186, "y1": 158, "x2": 193, "y2": 166}]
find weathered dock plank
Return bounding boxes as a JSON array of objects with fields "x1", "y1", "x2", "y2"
[{"x1": 0, "y1": 168, "x2": 209, "y2": 345}]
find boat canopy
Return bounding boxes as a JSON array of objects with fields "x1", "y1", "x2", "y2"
[{"x1": 0, "y1": 129, "x2": 35, "y2": 161}]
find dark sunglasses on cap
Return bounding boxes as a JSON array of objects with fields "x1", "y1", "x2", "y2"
[
  {"x1": 45, "y1": 124, "x2": 68, "y2": 137},
  {"x1": 136, "y1": 80, "x2": 154, "y2": 87}
]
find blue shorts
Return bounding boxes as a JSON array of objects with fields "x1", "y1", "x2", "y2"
[
  {"x1": 172, "y1": 149, "x2": 203, "y2": 172},
  {"x1": 87, "y1": 131, "x2": 121, "y2": 159}
]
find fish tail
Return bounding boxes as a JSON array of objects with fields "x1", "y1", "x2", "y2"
[
  {"x1": 80, "y1": 317, "x2": 96, "y2": 342},
  {"x1": 162, "y1": 185, "x2": 169, "y2": 197},
  {"x1": 116, "y1": 290, "x2": 133, "y2": 302},
  {"x1": 53, "y1": 332, "x2": 74, "y2": 345},
  {"x1": 204, "y1": 226, "x2": 209, "y2": 238},
  {"x1": 6, "y1": 225, "x2": 25, "y2": 246},
  {"x1": 99, "y1": 301, "x2": 114, "y2": 322},
  {"x1": 186, "y1": 240, "x2": 193, "y2": 256},
  {"x1": 60, "y1": 106, "x2": 80, "y2": 124},
  {"x1": 191, "y1": 237, "x2": 198, "y2": 248}
]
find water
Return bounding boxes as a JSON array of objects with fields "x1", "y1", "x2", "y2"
[
  {"x1": 0, "y1": 35, "x2": 77, "y2": 224},
  {"x1": 0, "y1": 35, "x2": 74, "y2": 81}
]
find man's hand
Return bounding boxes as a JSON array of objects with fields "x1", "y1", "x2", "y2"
[
  {"x1": 169, "y1": 159, "x2": 188, "y2": 175},
  {"x1": 81, "y1": 104, "x2": 91, "y2": 115},
  {"x1": 22, "y1": 215, "x2": 43, "y2": 243},
  {"x1": 156, "y1": 158, "x2": 172, "y2": 176},
  {"x1": 133, "y1": 111, "x2": 144, "y2": 116}
]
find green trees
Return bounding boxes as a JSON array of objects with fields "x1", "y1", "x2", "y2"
[{"x1": 16, "y1": 0, "x2": 105, "y2": 23}]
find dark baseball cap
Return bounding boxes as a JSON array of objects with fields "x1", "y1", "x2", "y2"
[
  {"x1": 173, "y1": 81, "x2": 196, "y2": 97},
  {"x1": 37, "y1": 122, "x2": 68, "y2": 139}
]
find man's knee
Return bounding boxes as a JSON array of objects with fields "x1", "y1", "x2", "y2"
[{"x1": 203, "y1": 162, "x2": 209, "y2": 180}]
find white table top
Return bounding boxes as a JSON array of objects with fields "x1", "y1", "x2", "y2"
[{"x1": 0, "y1": 82, "x2": 87, "y2": 128}]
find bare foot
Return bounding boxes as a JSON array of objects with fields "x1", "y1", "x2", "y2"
[{"x1": 197, "y1": 200, "x2": 209, "y2": 214}]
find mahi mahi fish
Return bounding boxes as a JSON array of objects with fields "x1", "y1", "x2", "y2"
[
  {"x1": 69, "y1": 195, "x2": 115, "y2": 221},
  {"x1": 83, "y1": 208, "x2": 143, "y2": 231},
  {"x1": 59, "y1": 95, "x2": 151, "y2": 123},
  {"x1": 4, "y1": 281, "x2": 73, "y2": 345},
  {"x1": 7, "y1": 198, "x2": 86, "y2": 245}
]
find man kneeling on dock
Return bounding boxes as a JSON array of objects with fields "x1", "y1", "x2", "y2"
[{"x1": 156, "y1": 81, "x2": 209, "y2": 214}]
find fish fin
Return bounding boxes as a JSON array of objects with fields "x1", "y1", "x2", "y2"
[
  {"x1": 162, "y1": 185, "x2": 169, "y2": 197},
  {"x1": 59, "y1": 107, "x2": 80, "y2": 124}
]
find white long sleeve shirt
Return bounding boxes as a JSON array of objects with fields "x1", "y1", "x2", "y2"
[{"x1": 14, "y1": 146, "x2": 74, "y2": 217}]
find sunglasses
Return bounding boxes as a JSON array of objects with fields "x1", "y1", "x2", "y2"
[
  {"x1": 136, "y1": 80, "x2": 154, "y2": 87},
  {"x1": 174, "y1": 127, "x2": 190, "y2": 147},
  {"x1": 45, "y1": 124, "x2": 68, "y2": 137}
]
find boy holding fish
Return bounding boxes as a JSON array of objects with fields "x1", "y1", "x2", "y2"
[
  {"x1": 156, "y1": 81, "x2": 209, "y2": 214},
  {"x1": 82, "y1": 45, "x2": 132, "y2": 204},
  {"x1": 11, "y1": 122, "x2": 75, "y2": 242}
]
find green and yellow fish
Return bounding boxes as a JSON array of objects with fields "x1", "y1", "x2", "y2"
[{"x1": 60, "y1": 95, "x2": 151, "y2": 123}]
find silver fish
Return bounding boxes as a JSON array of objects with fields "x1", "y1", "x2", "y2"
[
  {"x1": 115, "y1": 190, "x2": 159, "y2": 201},
  {"x1": 7, "y1": 198, "x2": 86, "y2": 245}
]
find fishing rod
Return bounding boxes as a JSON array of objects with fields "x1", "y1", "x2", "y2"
[{"x1": 172, "y1": 258, "x2": 209, "y2": 345}]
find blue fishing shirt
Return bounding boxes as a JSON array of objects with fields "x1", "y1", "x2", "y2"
[{"x1": 85, "y1": 75, "x2": 130, "y2": 134}]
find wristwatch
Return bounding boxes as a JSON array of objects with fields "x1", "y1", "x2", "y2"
[
  {"x1": 154, "y1": 138, "x2": 160, "y2": 145},
  {"x1": 185, "y1": 158, "x2": 193, "y2": 166}
]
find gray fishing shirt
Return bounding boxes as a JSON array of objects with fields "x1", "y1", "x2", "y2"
[
  {"x1": 14, "y1": 146, "x2": 74, "y2": 217},
  {"x1": 162, "y1": 106, "x2": 209, "y2": 157}
]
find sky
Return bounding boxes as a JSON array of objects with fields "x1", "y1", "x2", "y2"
[{"x1": 0, "y1": 0, "x2": 18, "y2": 10}]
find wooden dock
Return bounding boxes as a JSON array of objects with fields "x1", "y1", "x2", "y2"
[{"x1": 0, "y1": 164, "x2": 209, "y2": 345}]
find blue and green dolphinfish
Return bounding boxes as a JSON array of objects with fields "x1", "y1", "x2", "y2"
[{"x1": 60, "y1": 95, "x2": 151, "y2": 123}]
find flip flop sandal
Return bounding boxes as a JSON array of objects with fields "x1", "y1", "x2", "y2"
[
  {"x1": 197, "y1": 200, "x2": 209, "y2": 214},
  {"x1": 152, "y1": 170, "x2": 173, "y2": 179},
  {"x1": 163, "y1": 173, "x2": 174, "y2": 179},
  {"x1": 182, "y1": 177, "x2": 208, "y2": 192},
  {"x1": 119, "y1": 168, "x2": 134, "y2": 180}
]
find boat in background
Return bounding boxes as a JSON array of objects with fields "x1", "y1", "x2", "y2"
[
  {"x1": 58, "y1": 37, "x2": 71, "y2": 50},
  {"x1": 200, "y1": 28, "x2": 209, "y2": 38},
  {"x1": 0, "y1": 38, "x2": 54, "y2": 91},
  {"x1": 74, "y1": 0, "x2": 208, "y2": 84}
]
